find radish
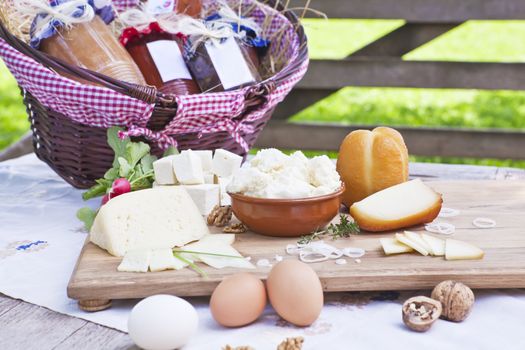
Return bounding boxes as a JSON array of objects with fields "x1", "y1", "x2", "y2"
[
  {"x1": 111, "y1": 178, "x2": 131, "y2": 197},
  {"x1": 101, "y1": 194, "x2": 110, "y2": 205}
]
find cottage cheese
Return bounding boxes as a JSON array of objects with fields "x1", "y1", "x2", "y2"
[{"x1": 227, "y1": 149, "x2": 341, "y2": 199}]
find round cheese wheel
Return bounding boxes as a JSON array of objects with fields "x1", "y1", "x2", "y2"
[{"x1": 336, "y1": 127, "x2": 409, "y2": 207}]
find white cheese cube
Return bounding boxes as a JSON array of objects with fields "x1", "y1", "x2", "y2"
[
  {"x1": 153, "y1": 155, "x2": 177, "y2": 185},
  {"x1": 149, "y1": 248, "x2": 187, "y2": 272},
  {"x1": 90, "y1": 187, "x2": 209, "y2": 257},
  {"x1": 173, "y1": 150, "x2": 204, "y2": 185},
  {"x1": 193, "y1": 150, "x2": 213, "y2": 172},
  {"x1": 212, "y1": 149, "x2": 243, "y2": 177},
  {"x1": 183, "y1": 184, "x2": 220, "y2": 216},
  {"x1": 203, "y1": 172, "x2": 216, "y2": 184},
  {"x1": 118, "y1": 250, "x2": 151, "y2": 272},
  {"x1": 218, "y1": 176, "x2": 232, "y2": 206}
]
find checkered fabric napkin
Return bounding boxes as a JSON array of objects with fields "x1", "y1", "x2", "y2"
[{"x1": 0, "y1": 0, "x2": 307, "y2": 152}]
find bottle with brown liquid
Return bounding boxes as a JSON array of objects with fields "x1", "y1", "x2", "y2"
[
  {"x1": 40, "y1": 16, "x2": 146, "y2": 85},
  {"x1": 123, "y1": 0, "x2": 202, "y2": 95}
]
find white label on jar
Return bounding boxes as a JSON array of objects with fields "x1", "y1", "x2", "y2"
[
  {"x1": 205, "y1": 37, "x2": 255, "y2": 90},
  {"x1": 145, "y1": 0, "x2": 174, "y2": 15},
  {"x1": 147, "y1": 40, "x2": 192, "y2": 83}
]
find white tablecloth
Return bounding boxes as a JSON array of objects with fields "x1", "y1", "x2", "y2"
[{"x1": 1, "y1": 154, "x2": 524, "y2": 350}]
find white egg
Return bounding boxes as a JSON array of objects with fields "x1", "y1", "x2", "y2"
[{"x1": 128, "y1": 295, "x2": 198, "y2": 350}]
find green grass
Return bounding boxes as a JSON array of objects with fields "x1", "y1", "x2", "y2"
[
  {"x1": 0, "y1": 62, "x2": 28, "y2": 150},
  {"x1": 1, "y1": 19, "x2": 525, "y2": 168}
]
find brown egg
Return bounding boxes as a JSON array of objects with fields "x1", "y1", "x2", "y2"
[
  {"x1": 210, "y1": 273, "x2": 266, "y2": 327},
  {"x1": 266, "y1": 260, "x2": 323, "y2": 326}
]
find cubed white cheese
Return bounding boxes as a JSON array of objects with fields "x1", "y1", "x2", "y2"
[
  {"x1": 153, "y1": 155, "x2": 177, "y2": 185},
  {"x1": 173, "y1": 150, "x2": 204, "y2": 185},
  {"x1": 149, "y1": 248, "x2": 187, "y2": 272},
  {"x1": 183, "y1": 184, "x2": 220, "y2": 216},
  {"x1": 193, "y1": 150, "x2": 213, "y2": 172},
  {"x1": 90, "y1": 187, "x2": 209, "y2": 257},
  {"x1": 218, "y1": 176, "x2": 232, "y2": 206},
  {"x1": 212, "y1": 149, "x2": 243, "y2": 178},
  {"x1": 118, "y1": 250, "x2": 151, "y2": 272},
  {"x1": 203, "y1": 172, "x2": 216, "y2": 184}
]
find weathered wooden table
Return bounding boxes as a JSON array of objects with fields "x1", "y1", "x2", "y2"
[{"x1": 1, "y1": 162, "x2": 524, "y2": 350}]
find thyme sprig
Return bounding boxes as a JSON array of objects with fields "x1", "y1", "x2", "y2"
[{"x1": 298, "y1": 215, "x2": 360, "y2": 245}]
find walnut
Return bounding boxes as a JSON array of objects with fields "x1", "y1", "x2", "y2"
[
  {"x1": 207, "y1": 205, "x2": 232, "y2": 227},
  {"x1": 223, "y1": 346, "x2": 254, "y2": 350},
  {"x1": 402, "y1": 296, "x2": 442, "y2": 332},
  {"x1": 431, "y1": 280, "x2": 474, "y2": 322},
  {"x1": 223, "y1": 223, "x2": 248, "y2": 233},
  {"x1": 277, "y1": 337, "x2": 304, "y2": 350}
]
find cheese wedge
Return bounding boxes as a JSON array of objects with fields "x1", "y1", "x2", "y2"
[
  {"x1": 404, "y1": 231, "x2": 433, "y2": 254},
  {"x1": 350, "y1": 179, "x2": 442, "y2": 232},
  {"x1": 445, "y1": 239, "x2": 484, "y2": 261},
  {"x1": 380, "y1": 237, "x2": 414, "y2": 255},
  {"x1": 149, "y1": 249, "x2": 187, "y2": 272},
  {"x1": 90, "y1": 187, "x2": 209, "y2": 257},
  {"x1": 183, "y1": 184, "x2": 220, "y2": 216},
  {"x1": 196, "y1": 234, "x2": 236, "y2": 246},
  {"x1": 118, "y1": 250, "x2": 151, "y2": 272},
  {"x1": 421, "y1": 233, "x2": 445, "y2": 256},
  {"x1": 182, "y1": 240, "x2": 254, "y2": 269},
  {"x1": 395, "y1": 233, "x2": 429, "y2": 256}
]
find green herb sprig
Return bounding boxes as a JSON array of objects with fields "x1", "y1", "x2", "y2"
[{"x1": 298, "y1": 214, "x2": 360, "y2": 245}]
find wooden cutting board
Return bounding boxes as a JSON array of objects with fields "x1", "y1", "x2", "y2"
[{"x1": 67, "y1": 180, "x2": 525, "y2": 311}]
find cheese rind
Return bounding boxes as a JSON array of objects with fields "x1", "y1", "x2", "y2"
[
  {"x1": 173, "y1": 150, "x2": 205, "y2": 185},
  {"x1": 90, "y1": 187, "x2": 209, "y2": 257},
  {"x1": 212, "y1": 149, "x2": 243, "y2": 178},
  {"x1": 149, "y1": 249, "x2": 187, "y2": 272},
  {"x1": 118, "y1": 250, "x2": 151, "y2": 272},
  {"x1": 153, "y1": 155, "x2": 177, "y2": 185},
  {"x1": 183, "y1": 184, "x2": 220, "y2": 216}
]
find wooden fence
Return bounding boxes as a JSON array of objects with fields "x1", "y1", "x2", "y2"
[{"x1": 255, "y1": 0, "x2": 525, "y2": 159}]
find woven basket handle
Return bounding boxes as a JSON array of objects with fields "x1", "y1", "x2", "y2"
[{"x1": 0, "y1": 19, "x2": 162, "y2": 104}]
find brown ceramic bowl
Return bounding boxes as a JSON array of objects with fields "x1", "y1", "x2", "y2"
[{"x1": 228, "y1": 186, "x2": 344, "y2": 237}]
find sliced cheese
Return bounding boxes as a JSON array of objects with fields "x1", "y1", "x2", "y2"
[
  {"x1": 118, "y1": 249, "x2": 151, "y2": 272},
  {"x1": 197, "y1": 234, "x2": 236, "y2": 246},
  {"x1": 404, "y1": 231, "x2": 433, "y2": 254},
  {"x1": 380, "y1": 237, "x2": 414, "y2": 255},
  {"x1": 183, "y1": 184, "x2": 220, "y2": 216},
  {"x1": 395, "y1": 233, "x2": 429, "y2": 256},
  {"x1": 173, "y1": 150, "x2": 204, "y2": 185},
  {"x1": 181, "y1": 240, "x2": 254, "y2": 269},
  {"x1": 90, "y1": 187, "x2": 209, "y2": 257},
  {"x1": 153, "y1": 155, "x2": 177, "y2": 185},
  {"x1": 212, "y1": 149, "x2": 243, "y2": 178},
  {"x1": 421, "y1": 233, "x2": 445, "y2": 256},
  {"x1": 445, "y1": 238, "x2": 484, "y2": 261},
  {"x1": 149, "y1": 248, "x2": 187, "y2": 272}
]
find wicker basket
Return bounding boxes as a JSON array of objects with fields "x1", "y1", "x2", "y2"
[{"x1": 0, "y1": 0, "x2": 308, "y2": 189}]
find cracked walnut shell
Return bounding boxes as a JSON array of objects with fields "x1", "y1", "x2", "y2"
[
  {"x1": 207, "y1": 205, "x2": 233, "y2": 227},
  {"x1": 277, "y1": 337, "x2": 304, "y2": 350},
  {"x1": 402, "y1": 296, "x2": 442, "y2": 332},
  {"x1": 431, "y1": 280, "x2": 474, "y2": 322}
]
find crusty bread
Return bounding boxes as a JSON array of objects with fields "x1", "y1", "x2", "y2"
[{"x1": 336, "y1": 127, "x2": 409, "y2": 207}]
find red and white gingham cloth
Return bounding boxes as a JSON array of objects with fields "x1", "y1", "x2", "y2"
[{"x1": 0, "y1": 0, "x2": 308, "y2": 152}]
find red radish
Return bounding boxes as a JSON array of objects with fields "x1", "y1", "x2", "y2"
[
  {"x1": 101, "y1": 194, "x2": 110, "y2": 205},
  {"x1": 111, "y1": 178, "x2": 131, "y2": 197}
]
